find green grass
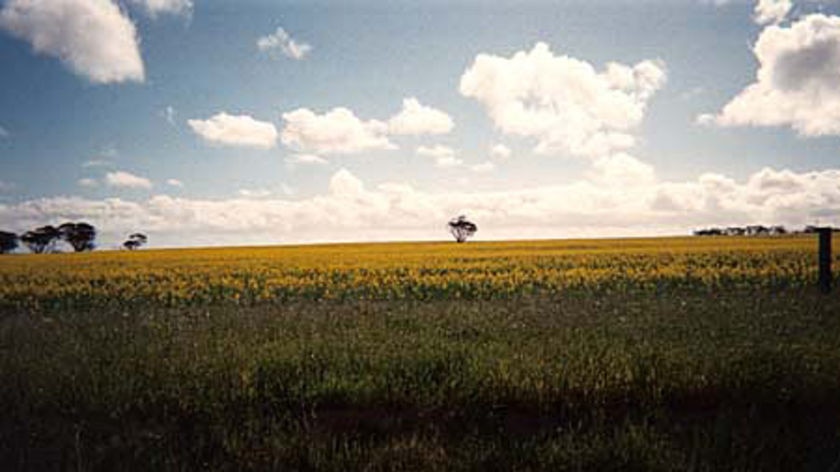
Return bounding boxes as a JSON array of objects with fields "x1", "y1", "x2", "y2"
[{"x1": 3, "y1": 289, "x2": 840, "y2": 470}]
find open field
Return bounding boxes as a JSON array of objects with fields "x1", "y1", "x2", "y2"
[
  {"x1": 2, "y1": 236, "x2": 840, "y2": 470},
  {"x1": 0, "y1": 236, "x2": 834, "y2": 309}
]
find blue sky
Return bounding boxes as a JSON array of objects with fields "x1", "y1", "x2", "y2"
[{"x1": 1, "y1": 0, "x2": 840, "y2": 247}]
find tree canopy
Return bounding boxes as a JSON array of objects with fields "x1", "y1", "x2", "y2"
[
  {"x1": 58, "y1": 222, "x2": 97, "y2": 252},
  {"x1": 20, "y1": 226, "x2": 61, "y2": 254},
  {"x1": 0, "y1": 231, "x2": 18, "y2": 254},
  {"x1": 123, "y1": 233, "x2": 148, "y2": 251},
  {"x1": 448, "y1": 215, "x2": 478, "y2": 243}
]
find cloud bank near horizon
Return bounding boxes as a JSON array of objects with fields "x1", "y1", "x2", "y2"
[{"x1": 3, "y1": 164, "x2": 839, "y2": 248}]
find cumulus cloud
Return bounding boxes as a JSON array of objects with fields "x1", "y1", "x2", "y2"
[
  {"x1": 387, "y1": 98, "x2": 454, "y2": 136},
  {"x1": 417, "y1": 145, "x2": 463, "y2": 168},
  {"x1": 105, "y1": 171, "x2": 152, "y2": 189},
  {"x1": 754, "y1": 0, "x2": 792, "y2": 25},
  {"x1": 471, "y1": 161, "x2": 496, "y2": 173},
  {"x1": 700, "y1": 14, "x2": 840, "y2": 136},
  {"x1": 329, "y1": 168, "x2": 366, "y2": 197},
  {"x1": 460, "y1": 42, "x2": 666, "y2": 158},
  {"x1": 279, "y1": 99, "x2": 453, "y2": 155},
  {"x1": 588, "y1": 153, "x2": 656, "y2": 187},
  {"x1": 257, "y1": 27, "x2": 312, "y2": 60},
  {"x1": 0, "y1": 0, "x2": 144, "y2": 84},
  {"x1": 129, "y1": 0, "x2": 192, "y2": 17},
  {"x1": 281, "y1": 107, "x2": 395, "y2": 155},
  {"x1": 653, "y1": 166, "x2": 840, "y2": 227},
  {"x1": 166, "y1": 178, "x2": 184, "y2": 187},
  {"x1": 4, "y1": 165, "x2": 840, "y2": 247},
  {"x1": 490, "y1": 144, "x2": 512, "y2": 160},
  {"x1": 188, "y1": 112, "x2": 278, "y2": 149}
]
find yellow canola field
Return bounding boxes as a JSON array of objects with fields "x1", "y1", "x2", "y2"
[{"x1": 0, "y1": 236, "x2": 835, "y2": 309}]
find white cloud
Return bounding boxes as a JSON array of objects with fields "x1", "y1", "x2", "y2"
[
  {"x1": 490, "y1": 144, "x2": 512, "y2": 160},
  {"x1": 471, "y1": 161, "x2": 496, "y2": 173},
  {"x1": 257, "y1": 27, "x2": 311, "y2": 60},
  {"x1": 188, "y1": 112, "x2": 278, "y2": 149},
  {"x1": 701, "y1": 14, "x2": 840, "y2": 136},
  {"x1": 417, "y1": 145, "x2": 464, "y2": 168},
  {"x1": 105, "y1": 171, "x2": 152, "y2": 189},
  {"x1": 588, "y1": 153, "x2": 656, "y2": 187},
  {"x1": 5, "y1": 165, "x2": 840, "y2": 247},
  {"x1": 435, "y1": 157, "x2": 464, "y2": 169},
  {"x1": 329, "y1": 168, "x2": 366, "y2": 197},
  {"x1": 281, "y1": 107, "x2": 395, "y2": 155},
  {"x1": 416, "y1": 145, "x2": 455, "y2": 159},
  {"x1": 652, "y1": 166, "x2": 840, "y2": 227},
  {"x1": 0, "y1": 125, "x2": 9, "y2": 138},
  {"x1": 754, "y1": 0, "x2": 792, "y2": 25},
  {"x1": 0, "y1": 0, "x2": 144, "y2": 84},
  {"x1": 279, "y1": 99, "x2": 453, "y2": 155},
  {"x1": 387, "y1": 98, "x2": 454, "y2": 136},
  {"x1": 166, "y1": 178, "x2": 184, "y2": 187},
  {"x1": 285, "y1": 153, "x2": 328, "y2": 166},
  {"x1": 238, "y1": 188, "x2": 273, "y2": 199},
  {"x1": 129, "y1": 0, "x2": 192, "y2": 17},
  {"x1": 77, "y1": 178, "x2": 98, "y2": 188},
  {"x1": 460, "y1": 42, "x2": 666, "y2": 158}
]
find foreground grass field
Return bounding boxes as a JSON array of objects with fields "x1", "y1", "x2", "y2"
[{"x1": 2, "y1": 236, "x2": 839, "y2": 470}]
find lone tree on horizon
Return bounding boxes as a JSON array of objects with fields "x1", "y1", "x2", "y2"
[
  {"x1": 58, "y1": 222, "x2": 97, "y2": 252},
  {"x1": 0, "y1": 231, "x2": 18, "y2": 254},
  {"x1": 448, "y1": 215, "x2": 478, "y2": 243},
  {"x1": 123, "y1": 233, "x2": 148, "y2": 251},
  {"x1": 20, "y1": 226, "x2": 60, "y2": 254}
]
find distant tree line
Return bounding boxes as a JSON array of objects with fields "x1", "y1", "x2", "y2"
[
  {"x1": 693, "y1": 225, "x2": 839, "y2": 237},
  {"x1": 2, "y1": 215, "x2": 477, "y2": 254},
  {"x1": 0, "y1": 223, "x2": 147, "y2": 254}
]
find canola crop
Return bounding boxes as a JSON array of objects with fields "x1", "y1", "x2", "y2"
[
  {"x1": 0, "y1": 235, "x2": 834, "y2": 310},
  {"x1": 3, "y1": 235, "x2": 840, "y2": 470}
]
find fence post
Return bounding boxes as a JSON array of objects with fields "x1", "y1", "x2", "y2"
[{"x1": 818, "y1": 227, "x2": 832, "y2": 294}]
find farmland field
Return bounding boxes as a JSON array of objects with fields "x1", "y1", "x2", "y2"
[{"x1": 2, "y1": 236, "x2": 840, "y2": 470}]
